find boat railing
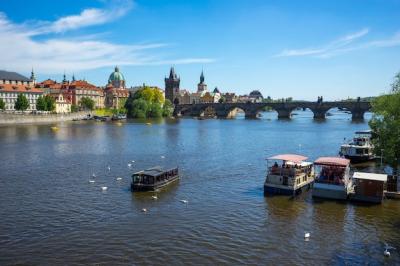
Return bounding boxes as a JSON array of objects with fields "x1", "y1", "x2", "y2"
[{"x1": 268, "y1": 167, "x2": 309, "y2": 177}]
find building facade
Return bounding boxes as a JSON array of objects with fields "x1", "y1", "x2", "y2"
[
  {"x1": 105, "y1": 66, "x2": 129, "y2": 109},
  {"x1": 0, "y1": 70, "x2": 42, "y2": 111}
]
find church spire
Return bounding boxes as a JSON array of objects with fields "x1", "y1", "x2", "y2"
[
  {"x1": 169, "y1": 66, "x2": 175, "y2": 79},
  {"x1": 72, "y1": 73, "x2": 76, "y2": 82},
  {"x1": 30, "y1": 67, "x2": 35, "y2": 81},
  {"x1": 200, "y1": 70, "x2": 204, "y2": 84},
  {"x1": 63, "y1": 71, "x2": 67, "y2": 83}
]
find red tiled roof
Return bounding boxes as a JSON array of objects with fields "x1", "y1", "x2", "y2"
[{"x1": 0, "y1": 84, "x2": 43, "y2": 93}]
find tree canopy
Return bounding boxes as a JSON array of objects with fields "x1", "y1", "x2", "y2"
[
  {"x1": 36, "y1": 95, "x2": 55, "y2": 111},
  {"x1": 0, "y1": 98, "x2": 5, "y2": 110},
  {"x1": 15, "y1": 94, "x2": 30, "y2": 111},
  {"x1": 125, "y1": 86, "x2": 172, "y2": 118},
  {"x1": 79, "y1": 97, "x2": 95, "y2": 110},
  {"x1": 369, "y1": 71, "x2": 400, "y2": 173}
]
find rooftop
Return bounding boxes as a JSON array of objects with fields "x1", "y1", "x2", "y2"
[
  {"x1": 314, "y1": 157, "x2": 350, "y2": 167},
  {"x1": 267, "y1": 154, "x2": 308, "y2": 163},
  {"x1": 0, "y1": 84, "x2": 43, "y2": 93},
  {"x1": 353, "y1": 172, "x2": 387, "y2": 182},
  {"x1": 0, "y1": 70, "x2": 31, "y2": 82},
  {"x1": 133, "y1": 166, "x2": 177, "y2": 177}
]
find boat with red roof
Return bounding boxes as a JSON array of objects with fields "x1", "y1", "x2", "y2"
[
  {"x1": 312, "y1": 157, "x2": 352, "y2": 200},
  {"x1": 264, "y1": 154, "x2": 314, "y2": 196}
]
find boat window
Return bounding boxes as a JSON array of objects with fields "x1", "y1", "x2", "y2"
[
  {"x1": 133, "y1": 175, "x2": 141, "y2": 183},
  {"x1": 315, "y1": 165, "x2": 346, "y2": 185}
]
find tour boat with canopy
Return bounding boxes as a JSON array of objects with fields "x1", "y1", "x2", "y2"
[
  {"x1": 339, "y1": 130, "x2": 374, "y2": 163},
  {"x1": 264, "y1": 154, "x2": 314, "y2": 195},
  {"x1": 312, "y1": 157, "x2": 352, "y2": 200},
  {"x1": 131, "y1": 166, "x2": 179, "y2": 191}
]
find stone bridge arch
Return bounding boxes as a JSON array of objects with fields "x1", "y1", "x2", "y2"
[{"x1": 173, "y1": 100, "x2": 372, "y2": 120}]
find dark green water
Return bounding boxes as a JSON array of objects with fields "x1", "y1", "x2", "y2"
[{"x1": 0, "y1": 110, "x2": 399, "y2": 265}]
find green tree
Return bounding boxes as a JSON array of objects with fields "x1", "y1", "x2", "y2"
[
  {"x1": 71, "y1": 104, "x2": 79, "y2": 112},
  {"x1": 15, "y1": 94, "x2": 30, "y2": 111},
  {"x1": 36, "y1": 96, "x2": 46, "y2": 111},
  {"x1": 125, "y1": 98, "x2": 148, "y2": 118},
  {"x1": 162, "y1": 99, "x2": 174, "y2": 117},
  {"x1": 0, "y1": 98, "x2": 5, "y2": 110},
  {"x1": 79, "y1": 97, "x2": 95, "y2": 110},
  {"x1": 148, "y1": 102, "x2": 163, "y2": 118},
  {"x1": 44, "y1": 95, "x2": 56, "y2": 111},
  {"x1": 369, "y1": 72, "x2": 400, "y2": 174}
]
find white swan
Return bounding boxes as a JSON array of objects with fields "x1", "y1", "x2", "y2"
[
  {"x1": 128, "y1": 163, "x2": 132, "y2": 168},
  {"x1": 107, "y1": 166, "x2": 111, "y2": 171},
  {"x1": 101, "y1": 186, "x2": 108, "y2": 191},
  {"x1": 152, "y1": 195, "x2": 158, "y2": 200},
  {"x1": 116, "y1": 177, "x2": 122, "y2": 181},
  {"x1": 180, "y1": 199, "x2": 188, "y2": 204},
  {"x1": 89, "y1": 180, "x2": 95, "y2": 183},
  {"x1": 304, "y1": 232, "x2": 310, "y2": 241},
  {"x1": 142, "y1": 208, "x2": 147, "y2": 212},
  {"x1": 384, "y1": 243, "x2": 396, "y2": 257}
]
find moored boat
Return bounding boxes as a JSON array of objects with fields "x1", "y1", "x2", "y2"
[
  {"x1": 340, "y1": 130, "x2": 374, "y2": 163},
  {"x1": 264, "y1": 154, "x2": 314, "y2": 196},
  {"x1": 131, "y1": 166, "x2": 179, "y2": 191},
  {"x1": 312, "y1": 157, "x2": 352, "y2": 200}
]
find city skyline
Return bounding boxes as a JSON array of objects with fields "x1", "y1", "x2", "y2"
[{"x1": 1, "y1": 0, "x2": 400, "y2": 100}]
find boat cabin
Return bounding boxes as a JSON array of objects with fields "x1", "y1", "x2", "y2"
[
  {"x1": 351, "y1": 172, "x2": 387, "y2": 203},
  {"x1": 131, "y1": 166, "x2": 179, "y2": 191},
  {"x1": 312, "y1": 157, "x2": 352, "y2": 200},
  {"x1": 340, "y1": 130, "x2": 374, "y2": 163},
  {"x1": 264, "y1": 154, "x2": 314, "y2": 195}
]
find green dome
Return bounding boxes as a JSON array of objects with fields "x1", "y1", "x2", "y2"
[{"x1": 108, "y1": 66, "x2": 125, "y2": 84}]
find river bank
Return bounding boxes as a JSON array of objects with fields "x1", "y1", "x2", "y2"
[{"x1": 0, "y1": 111, "x2": 92, "y2": 126}]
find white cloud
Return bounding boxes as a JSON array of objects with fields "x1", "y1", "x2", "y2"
[
  {"x1": 0, "y1": 1, "x2": 214, "y2": 74},
  {"x1": 274, "y1": 28, "x2": 400, "y2": 58}
]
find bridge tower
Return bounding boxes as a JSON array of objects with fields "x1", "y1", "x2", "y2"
[{"x1": 165, "y1": 67, "x2": 180, "y2": 104}]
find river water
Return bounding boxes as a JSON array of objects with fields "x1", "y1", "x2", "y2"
[{"x1": 1, "y1": 110, "x2": 399, "y2": 265}]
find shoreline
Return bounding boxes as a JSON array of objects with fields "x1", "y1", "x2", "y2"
[{"x1": 0, "y1": 111, "x2": 92, "y2": 126}]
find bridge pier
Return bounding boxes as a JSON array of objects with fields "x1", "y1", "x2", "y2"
[
  {"x1": 313, "y1": 110, "x2": 327, "y2": 119},
  {"x1": 244, "y1": 110, "x2": 258, "y2": 119},
  {"x1": 275, "y1": 109, "x2": 292, "y2": 119},
  {"x1": 351, "y1": 109, "x2": 365, "y2": 120}
]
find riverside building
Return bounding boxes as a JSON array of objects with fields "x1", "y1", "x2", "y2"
[{"x1": 0, "y1": 70, "x2": 43, "y2": 111}]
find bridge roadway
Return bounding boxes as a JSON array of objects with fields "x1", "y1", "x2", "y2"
[{"x1": 174, "y1": 101, "x2": 371, "y2": 120}]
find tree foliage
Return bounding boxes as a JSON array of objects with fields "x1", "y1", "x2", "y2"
[
  {"x1": 15, "y1": 94, "x2": 30, "y2": 111},
  {"x1": 125, "y1": 86, "x2": 171, "y2": 118},
  {"x1": 79, "y1": 97, "x2": 95, "y2": 110},
  {"x1": 44, "y1": 95, "x2": 55, "y2": 111},
  {"x1": 71, "y1": 104, "x2": 79, "y2": 112},
  {"x1": 0, "y1": 98, "x2": 5, "y2": 110},
  {"x1": 369, "y1": 72, "x2": 400, "y2": 173},
  {"x1": 162, "y1": 99, "x2": 174, "y2": 117},
  {"x1": 36, "y1": 95, "x2": 55, "y2": 111}
]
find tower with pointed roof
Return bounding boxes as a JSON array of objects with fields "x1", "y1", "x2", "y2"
[
  {"x1": 62, "y1": 71, "x2": 67, "y2": 83},
  {"x1": 30, "y1": 68, "x2": 36, "y2": 85},
  {"x1": 197, "y1": 70, "x2": 207, "y2": 92},
  {"x1": 165, "y1": 67, "x2": 180, "y2": 103}
]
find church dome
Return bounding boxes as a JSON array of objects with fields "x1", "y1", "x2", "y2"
[{"x1": 108, "y1": 66, "x2": 125, "y2": 84}]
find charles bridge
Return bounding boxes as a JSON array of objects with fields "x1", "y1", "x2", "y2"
[{"x1": 174, "y1": 100, "x2": 371, "y2": 120}]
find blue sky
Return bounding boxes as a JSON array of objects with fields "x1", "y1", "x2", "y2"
[{"x1": 1, "y1": 0, "x2": 400, "y2": 100}]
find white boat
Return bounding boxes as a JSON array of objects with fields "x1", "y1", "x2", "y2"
[
  {"x1": 264, "y1": 154, "x2": 314, "y2": 196},
  {"x1": 312, "y1": 157, "x2": 352, "y2": 200},
  {"x1": 340, "y1": 130, "x2": 374, "y2": 163}
]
